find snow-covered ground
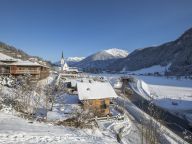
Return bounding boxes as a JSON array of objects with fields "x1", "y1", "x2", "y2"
[
  {"x1": 127, "y1": 64, "x2": 171, "y2": 75},
  {"x1": 92, "y1": 73, "x2": 192, "y2": 88},
  {"x1": 130, "y1": 77, "x2": 192, "y2": 128},
  {"x1": 47, "y1": 93, "x2": 80, "y2": 121},
  {"x1": 149, "y1": 85, "x2": 192, "y2": 110},
  {"x1": 135, "y1": 75, "x2": 192, "y2": 88},
  {"x1": 91, "y1": 73, "x2": 192, "y2": 112},
  {"x1": 115, "y1": 95, "x2": 188, "y2": 144},
  {"x1": 0, "y1": 112, "x2": 117, "y2": 144},
  {"x1": 96, "y1": 115, "x2": 142, "y2": 144},
  {"x1": 131, "y1": 78, "x2": 192, "y2": 111},
  {"x1": 0, "y1": 75, "x2": 120, "y2": 144}
]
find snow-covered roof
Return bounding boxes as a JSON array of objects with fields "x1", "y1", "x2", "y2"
[
  {"x1": 0, "y1": 52, "x2": 49, "y2": 68},
  {"x1": 77, "y1": 81, "x2": 118, "y2": 100},
  {"x1": 8, "y1": 60, "x2": 41, "y2": 66},
  {"x1": 0, "y1": 53, "x2": 17, "y2": 62}
]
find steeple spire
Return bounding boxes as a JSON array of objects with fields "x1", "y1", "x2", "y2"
[{"x1": 61, "y1": 51, "x2": 64, "y2": 59}]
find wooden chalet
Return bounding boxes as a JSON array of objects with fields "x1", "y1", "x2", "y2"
[
  {"x1": 77, "y1": 80, "x2": 118, "y2": 116},
  {"x1": 0, "y1": 53, "x2": 49, "y2": 80}
]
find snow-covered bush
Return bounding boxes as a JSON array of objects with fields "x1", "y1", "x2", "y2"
[
  {"x1": 0, "y1": 75, "x2": 16, "y2": 87},
  {"x1": 56, "y1": 109, "x2": 95, "y2": 129}
]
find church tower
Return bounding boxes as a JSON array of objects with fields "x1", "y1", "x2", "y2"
[
  {"x1": 60, "y1": 51, "x2": 69, "y2": 71},
  {"x1": 61, "y1": 51, "x2": 64, "y2": 66}
]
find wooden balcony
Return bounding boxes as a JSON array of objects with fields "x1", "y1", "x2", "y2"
[
  {"x1": 0, "y1": 68, "x2": 10, "y2": 75},
  {"x1": 10, "y1": 69, "x2": 41, "y2": 75}
]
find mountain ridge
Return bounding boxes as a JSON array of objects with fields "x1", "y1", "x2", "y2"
[
  {"x1": 74, "y1": 48, "x2": 128, "y2": 72},
  {"x1": 108, "y1": 27, "x2": 192, "y2": 76}
]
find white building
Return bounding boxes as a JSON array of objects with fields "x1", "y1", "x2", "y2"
[
  {"x1": 60, "y1": 51, "x2": 79, "y2": 74},
  {"x1": 61, "y1": 51, "x2": 69, "y2": 71}
]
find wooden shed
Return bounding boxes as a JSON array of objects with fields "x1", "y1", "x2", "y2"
[{"x1": 77, "y1": 80, "x2": 118, "y2": 116}]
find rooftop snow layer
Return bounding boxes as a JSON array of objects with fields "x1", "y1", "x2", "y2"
[
  {"x1": 8, "y1": 60, "x2": 41, "y2": 66},
  {"x1": 77, "y1": 81, "x2": 118, "y2": 100},
  {"x1": 0, "y1": 53, "x2": 17, "y2": 61}
]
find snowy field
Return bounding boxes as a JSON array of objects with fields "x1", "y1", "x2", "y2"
[
  {"x1": 0, "y1": 112, "x2": 117, "y2": 144},
  {"x1": 130, "y1": 79, "x2": 192, "y2": 111},
  {"x1": 129, "y1": 77, "x2": 192, "y2": 126},
  {"x1": 47, "y1": 93, "x2": 81, "y2": 121},
  {"x1": 91, "y1": 73, "x2": 192, "y2": 88},
  {"x1": 149, "y1": 85, "x2": 192, "y2": 110},
  {"x1": 136, "y1": 75, "x2": 192, "y2": 88}
]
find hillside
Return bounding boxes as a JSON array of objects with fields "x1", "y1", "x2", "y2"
[
  {"x1": 0, "y1": 41, "x2": 52, "y2": 67},
  {"x1": 109, "y1": 27, "x2": 192, "y2": 76}
]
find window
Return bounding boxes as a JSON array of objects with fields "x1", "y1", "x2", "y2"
[{"x1": 100, "y1": 100, "x2": 107, "y2": 109}]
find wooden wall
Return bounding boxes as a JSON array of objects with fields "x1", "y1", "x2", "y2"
[{"x1": 83, "y1": 98, "x2": 110, "y2": 116}]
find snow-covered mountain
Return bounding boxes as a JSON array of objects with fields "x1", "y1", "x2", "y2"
[
  {"x1": 54, "y1": 57, "x2": 85, "y2": 66},
  {"x1": 104, "y1": 48, "x2": 128, "y2": 58},
  {"x1": 74, "y1": 48, "x2": 128, "y2": 72},
  {"x1": 66, "y1": 57, "x2": 85, "y2": 62}
]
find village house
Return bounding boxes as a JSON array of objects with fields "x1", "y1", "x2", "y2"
[
  {"x1": 77, "y1": 80, "x2": 118, "y2": 116},
  {"x1": 0, "y1": 53, "x2": 50, "y2": 80}
]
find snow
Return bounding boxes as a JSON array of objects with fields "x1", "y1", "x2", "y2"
[
  {"x1": 115, "y1": 96, "x2": 187, "y2": 144},
  {"x1": 104, "y1": 48, "x2": 128, "y2": 58},
  {"x1": 140, "y1": 80, "x2": 151, "y2": 96},
  {"x1": 131, "y1": 77, "x2": 192, "y2": 111},
  {"x1": 149, "y1": 85, "x2": 192, "y2": 110},
  {"x1": 47, "y1": 93, "x2": 80, "y2": 121},
  {"x1": 135, "y1": 75, "x2": 192, "y2": 88},
  {"x1": 66, "y1": 57, "x2": 85, "y2": 62},
  {"x1": 0, "y1": 112, "x2": 117, "y2": 144},
  {"x1": 114, "y1": 81, "x2": 123, "y2": 89},
  {"x1": 0, "y1": 52, "x2": 46, "y2": 67},
  {"x1": 129, "y1": 79, "x2": 152, "y2": 101},
  {"x1": 0, "y1": 53, "x2": 17, "y2": 61},
  {"x1": 77, "y1": 81, "x2": 118, "y2": 100},
  {"x1": 9, "y1": 60, "x2": 41, "y2": 66},
  {"x1": 128, "y1": 64, "x2": 171, "y2": 75},
  {"x1": 96, "y1": 116, "x2": 135, "y2": 144}
]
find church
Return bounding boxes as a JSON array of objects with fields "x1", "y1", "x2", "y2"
[
  {"x1": 60, "y1": 52, "x2": 69, "y2": 71},
  {"x1": 60, "y1": 52, "x2": 79, "y2": 74}
]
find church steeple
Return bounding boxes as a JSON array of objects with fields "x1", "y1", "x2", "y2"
[
  {"x1": 60, "y1": 51, "x2": 69, "y2": 71},
  {"x1": 61, "y1": 51, "x2": 64, "y2": 65},
  {"x1": 61, "y1": 51, "x2": 64, "y2": 59}
]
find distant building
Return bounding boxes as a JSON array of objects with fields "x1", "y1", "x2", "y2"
[
  {"x1": 0, "y1": 53, "x2": 49, "y2": 80},
  {"x1": 77, "y1": 80, "x2": 118, "y2": 116},
  {"x1": 60, "y1": 51, "x2": 79, "y2": 74}
]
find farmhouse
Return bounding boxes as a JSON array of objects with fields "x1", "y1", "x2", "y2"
[
  {"x1": 77, "y1": 80, "x2": 118, "y2": 116},
  {"x1": 0, "y1": 53, "x2": 49, "y2": 80}
]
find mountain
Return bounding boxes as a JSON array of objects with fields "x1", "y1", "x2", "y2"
[
  {"x1": 0, "y1": 41, "x2": 52, "y2": 67},
  {"x1": 54, "y1": 57, "x2": 85, "y2": 66},
  {"x1": 74, "y1": 48, "x2": 128, "y2": 72},
  {"x1": 109, "y1": 27, "x2": 192, "y2": 76}
]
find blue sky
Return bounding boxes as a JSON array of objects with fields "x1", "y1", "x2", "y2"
[{"x1": 0, "y1": 0, "x2": 192, "y2": 62}]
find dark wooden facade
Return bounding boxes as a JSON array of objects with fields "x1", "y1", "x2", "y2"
[
  {"x1": 83, "y1": 98, "x2": 111, "y2": 116},
  {"x1": 0, "y1": 64, "x2": 49, "y2": 80}
]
